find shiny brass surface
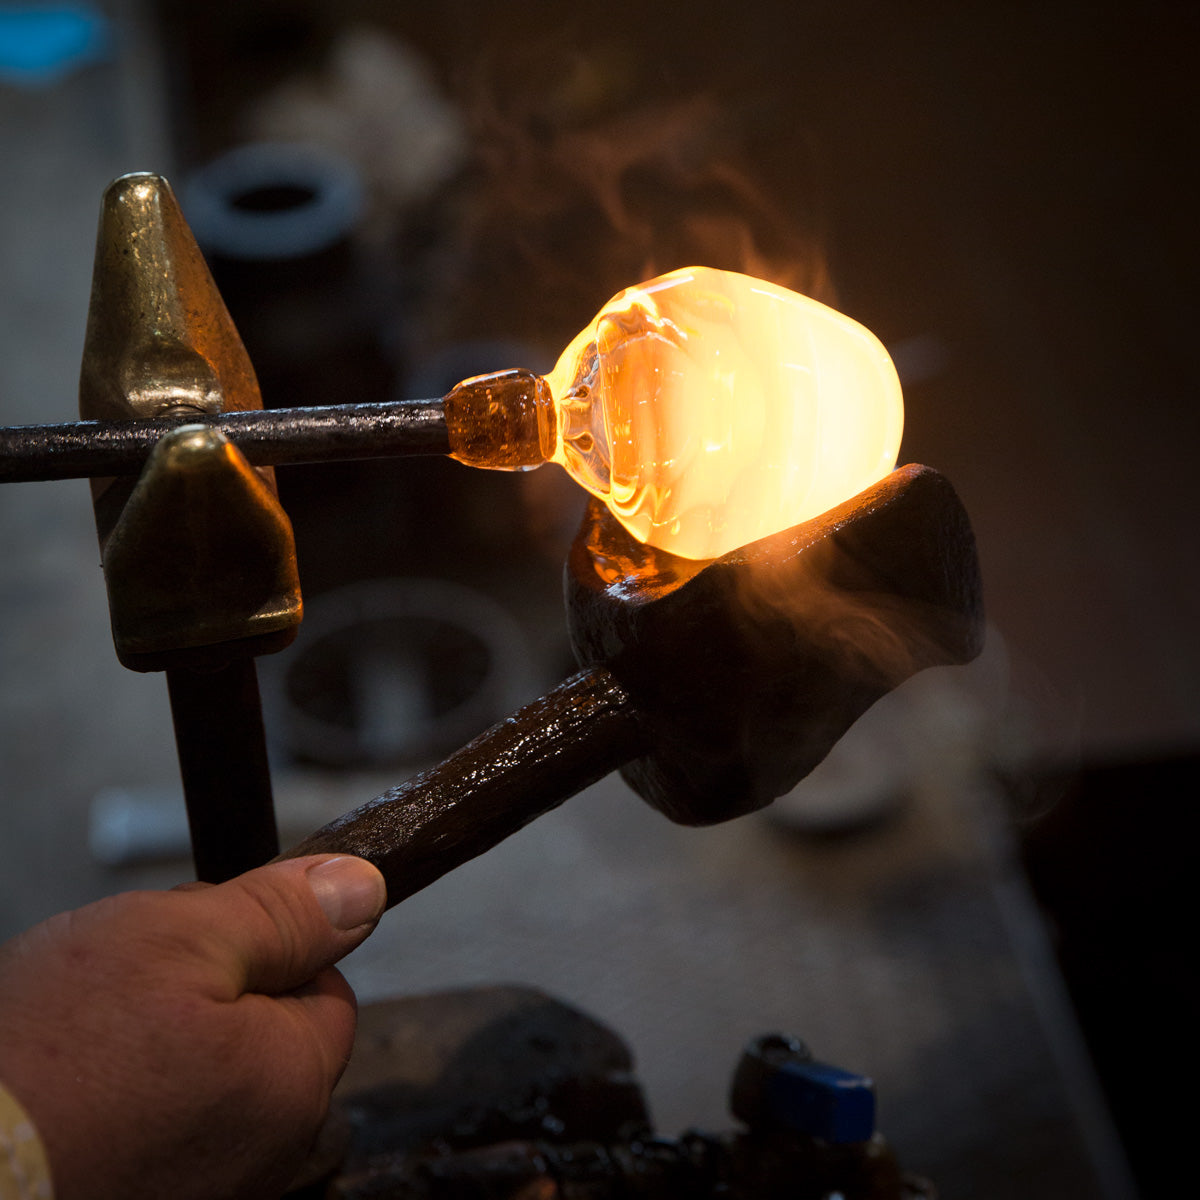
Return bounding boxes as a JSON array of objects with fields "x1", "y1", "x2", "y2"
[
  {"x1": 103, "y1": 425, "x2": 301, "y2": 670},
  {"x1": 79, "y1": 173, "x2": 261, "y2": 425},
  {"x1": 77, "y1": 173, "x2": 301, "y2": 669}
]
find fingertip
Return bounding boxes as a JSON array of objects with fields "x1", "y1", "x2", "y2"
[{"x1": 303, "y1": 857, "x2": 387, "y2": 932}]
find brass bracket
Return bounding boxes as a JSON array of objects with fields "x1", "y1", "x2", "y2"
[{"x1": 78, "y1": 172, "x2": 301, "y2": 671}]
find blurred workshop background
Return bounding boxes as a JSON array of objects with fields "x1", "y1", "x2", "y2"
[{"x1": 1, "y1": 2, "x2": 1195, "y2": 1197}]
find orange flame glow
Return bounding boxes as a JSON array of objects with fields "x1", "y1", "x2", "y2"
[{"x1": 545, "y1": 267, "x2": 904, "y2": 560}]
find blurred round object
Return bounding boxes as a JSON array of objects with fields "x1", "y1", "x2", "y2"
[
  {"x1": 767, "y1": 628, "x2": 1012, "y2": 836},
  {"x1": 269, "y1": 579, "x2": 530, "y2": 768},
  {"x1": 183, "y1": 141, "x2": 364, "y2": 262},
  {"x1": 767, "y1": 705, "x2": 910, "y2": 837},
  {"x1": 182, "y1": 141, "x2": 390, "y2": 417},
  {"x1": 0, "y1": 3, "x2": 110, "y2": 87},
  {"x1": 244, "y1": 25, "x2": 468, "y2": 217}
]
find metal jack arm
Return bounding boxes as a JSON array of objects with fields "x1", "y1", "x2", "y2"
[{"x1": 79, "y1": 172, "x2": 302, "y2": 883}]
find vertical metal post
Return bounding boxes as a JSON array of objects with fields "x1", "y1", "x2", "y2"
[{"x1": 167, "y1": 661, "x2": 280, "y2": 882}]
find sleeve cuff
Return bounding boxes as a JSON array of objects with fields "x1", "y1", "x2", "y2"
[{"x1": 0, "y1": 1082, "x2": 53, "y2": 1200}]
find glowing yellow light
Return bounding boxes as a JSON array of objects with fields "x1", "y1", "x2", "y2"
[{"x1": 446, "y1": 266, "x2": 904, "y2": 560}]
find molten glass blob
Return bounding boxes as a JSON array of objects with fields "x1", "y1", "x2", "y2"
[{"x1": 445, "y1": 267, "x2": 904, "y2": 560}]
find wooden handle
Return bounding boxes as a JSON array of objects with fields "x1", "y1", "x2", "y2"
[{"x1": 282, "y1": 668, "x2": 645, "y2": 908}]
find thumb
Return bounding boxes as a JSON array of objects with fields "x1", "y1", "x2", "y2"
[{"x1": 186, "y1": 855, "x2": 386, "y2": 997}]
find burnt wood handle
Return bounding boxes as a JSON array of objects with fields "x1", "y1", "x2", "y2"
[{"x1": 282, "y1": 667, "x2": 646, "y2": 908}]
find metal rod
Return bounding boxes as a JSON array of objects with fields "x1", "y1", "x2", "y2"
[
  {"x1": 166, "y1": 659, "x2": 280, "y2": 884},
  {"x1": 282, "y1": 667, "x2": 646, "y2": 908},
  {"x1": 0, "y1": 398, "x2": 449, "y2": 483}
]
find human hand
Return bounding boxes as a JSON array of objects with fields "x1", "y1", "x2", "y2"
[{"x1": 0, "y1": 854, "x2": 386, "y2": 1200}]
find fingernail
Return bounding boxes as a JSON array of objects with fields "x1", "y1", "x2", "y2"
[{"x1": 306, "y1": 857, "x2": 387, "y2": 930}]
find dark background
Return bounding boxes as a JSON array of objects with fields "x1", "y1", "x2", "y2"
[{"x1": 163, "y1": 0, "x2": 1200, "y2": 755}]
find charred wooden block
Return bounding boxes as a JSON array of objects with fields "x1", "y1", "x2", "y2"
[{"x1": 566, "y1": 463, "x2": 984, "y2": 825}]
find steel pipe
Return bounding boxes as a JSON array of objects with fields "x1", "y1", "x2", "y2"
[{"x1": 0, "y1": 399, "x2": 449, "y2": 483}]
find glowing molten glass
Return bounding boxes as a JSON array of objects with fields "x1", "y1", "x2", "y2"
[{"x1": 446, "y1": 266, "x2": 904, "y2": 560}]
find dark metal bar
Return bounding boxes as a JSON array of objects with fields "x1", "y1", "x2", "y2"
[
  {"x1": 166, "y1": 659, "x2": 280, "y2": 883},
  {"x1": 283, "y1": 667, "x2": 646, "y2": 908},
  {"x1": 0, "y1": 398, "x2": 449, "y2": 483}
]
